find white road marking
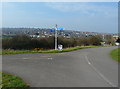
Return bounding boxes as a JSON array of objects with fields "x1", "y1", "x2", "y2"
[
  {"x1": 88, "y1": 62, "x2": 91, "y2": 65},
  {"x1": 48, "y1": 58, "x2": 53, "y2": 60},
  {"x1": 22, "y1": 58, "x2": 28, "y2": 59},
  {"x1": 85, "y1": 55, "x2": 116, "y2": 87}
]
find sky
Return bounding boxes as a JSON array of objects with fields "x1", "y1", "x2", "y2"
[{"x1": 2, "y1": 2, "x2": 118, "y2": 33}]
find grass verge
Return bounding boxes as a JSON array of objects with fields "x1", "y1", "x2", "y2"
[
  {"x1": 0, "y1": 72, "x2": 29, "y2": 89},
  {"x1": 1, "y1": 46, "x2": 101, "y2": 55},
  {"x1": 110, "y1": 48, "x2": 120, "y2": 62}
]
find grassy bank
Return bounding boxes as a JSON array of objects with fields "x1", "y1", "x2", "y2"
[
  {"x1": 0, "y1": 72, "x2": 29, "y2": 89},
  {"x1": 1, "y1": 46, "x2": 98, "y2": 55},
  {"x1": 110, "y1": 48, "x2": 120, "y2": 62}
]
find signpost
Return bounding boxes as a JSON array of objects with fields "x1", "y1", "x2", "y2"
[
  {"x1": 55, "y1": 24, "x2": 58, "y2": 50},
  {"x1": 50, "y1": 24, "x2": 64, "y2": 50}
]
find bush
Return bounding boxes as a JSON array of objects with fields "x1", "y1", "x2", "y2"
[{"x1": 2, "y1": 34, "x2": 102, "y2": 50}]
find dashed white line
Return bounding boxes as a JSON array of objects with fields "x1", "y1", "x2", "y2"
[
  {"x1": 85, "y1": 55, "x2": 116, "y2": 87},
  {"x1": 22, "y1": 58, "x2": 28, "y2": 59},
  {"x1": 48, "y1": 58, "x2": 53, "y2": 60}
]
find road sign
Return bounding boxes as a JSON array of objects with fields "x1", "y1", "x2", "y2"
[
  {"x1": 50, "y1": 30, "x2": 55, "y2": 32},
  {"x1": 57, "y1": 28, "x2": 64, "y2": 30}
]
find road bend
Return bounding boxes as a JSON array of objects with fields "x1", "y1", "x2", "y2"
[{"x1": 2, "y1": 46, "x2": 118, "y2": 87}]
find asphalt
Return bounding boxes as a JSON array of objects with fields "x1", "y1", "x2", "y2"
[{"x1": 2, "y1": 46, "x2": 118, "y2": 87}]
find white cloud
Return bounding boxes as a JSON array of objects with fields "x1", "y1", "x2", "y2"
[
  {"x1": 45, "y1": 2, "x2": 118, "y2": 17},
  {"x1": 46, "y1": 2, "x2": 90, "y2": 12}
]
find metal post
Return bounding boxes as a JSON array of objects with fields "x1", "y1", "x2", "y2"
[{"x1": 55, "y1": 24, "x2": 58, "y2": 50}]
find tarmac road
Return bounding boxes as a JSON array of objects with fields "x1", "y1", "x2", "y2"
[{"x1": 2, "y1": 46, "x2": 118, "y2": 87}]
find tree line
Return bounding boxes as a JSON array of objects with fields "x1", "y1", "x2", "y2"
[{"x1": 2, "y1": 34, "x2": 102, "y2": 50}]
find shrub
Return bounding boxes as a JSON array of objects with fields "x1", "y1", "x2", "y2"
[{"x1": 2, "y1": 34, "x2": 102, "y2": 50}]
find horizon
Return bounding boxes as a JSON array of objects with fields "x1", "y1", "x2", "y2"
[
  {"x1": 2, "y1": 27, "x2": 117, "y2": 34},
  {"x1": 2, "y1": 2, "x2": 118, "y2": 33}
]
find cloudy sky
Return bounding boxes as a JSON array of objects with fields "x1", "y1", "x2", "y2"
[{"x1": 2, "y1": 2, "x2": 118, "y2": 33}]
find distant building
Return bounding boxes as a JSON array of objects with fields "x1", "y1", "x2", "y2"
[{"x1": 113, "y1": 35, "x2": 119, "y2": 41}]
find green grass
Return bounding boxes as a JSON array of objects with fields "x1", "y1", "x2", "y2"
[
  {"x1": 0, "y1": 37, "x2": 13, "y2": 40},
  {"x1": 1, "y1": 46, "x2": 99, "y2": 55},
  {"x1": 0, "y1": 72, "x2": 29, "y2": 89},
  {"x1": 110, "y1": 48, "x2": 120, "y2": 62},
  {"x1": 62, "y1": 46, "x2": 96, "y2": 52}
]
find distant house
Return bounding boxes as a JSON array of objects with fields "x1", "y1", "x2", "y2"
[
  {"x1": 113, "y1": 35, "x2": 119, "y2": 41},
  {"x1": 30, "y1": 35, "x2": 37, "y2": 38}
]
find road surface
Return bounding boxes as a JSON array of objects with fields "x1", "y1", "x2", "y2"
[{"x1": 2, "y1": 47, "x2": 118, "y2": 87}]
